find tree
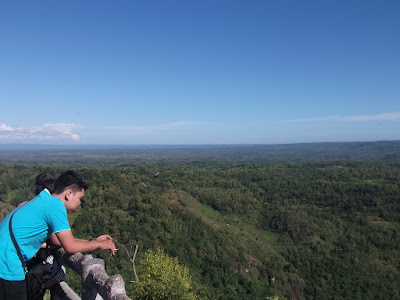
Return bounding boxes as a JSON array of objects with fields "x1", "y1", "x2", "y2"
[{"x1": 131, "y1": 247, "x2": 196, "y2": 300}]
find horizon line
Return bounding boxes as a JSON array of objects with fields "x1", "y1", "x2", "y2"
[{"x1": 0, "y1": 139, "x2": 399, "y2": 148}]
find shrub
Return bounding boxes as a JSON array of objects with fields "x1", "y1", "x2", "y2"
[{"x1": 131, "y1": 248, "x2": 196, "y2": 300}]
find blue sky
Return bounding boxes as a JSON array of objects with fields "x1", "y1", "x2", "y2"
[{"x1": 1, "y1": 0, "x2": 399, "y2": 145}]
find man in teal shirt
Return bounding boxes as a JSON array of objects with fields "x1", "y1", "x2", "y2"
[{"x1": 0, "y1": 170, "x2": 117, "y2": 300}]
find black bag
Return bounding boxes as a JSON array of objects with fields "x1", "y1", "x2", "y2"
[
  {"x1": 25, "y1": 248, "x2": 66, "y2": 300},
  {"x1": 9, "y1": 210, "x2": 65, "y2": 300}
]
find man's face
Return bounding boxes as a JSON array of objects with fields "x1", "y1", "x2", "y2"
[{"x1": 66, "y1": 189, "x2": 85, "y2": 213}]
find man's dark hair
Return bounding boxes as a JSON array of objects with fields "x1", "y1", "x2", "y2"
[
  {"x1": 53, "y1": 170, "x2": 89, "y2": 194},
  {"x1": 34, "y1": 172, "x2": 56, "y2": 195}
]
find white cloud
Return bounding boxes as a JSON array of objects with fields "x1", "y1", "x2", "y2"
[
  {"x1": 341, "y1": 112, "x2": 400, "y2": 121},
  {"x1": 289, "y1": 112, "x2": 400, "y2": 122},
  {"x1": 0, "y1": 124, "x2": 14, "y2": 131},
  {"x1": 0, "y1": 123, "x2": 80, "y2": 142}
]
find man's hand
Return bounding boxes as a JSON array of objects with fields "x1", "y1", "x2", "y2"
[
  {"x1": 95, "y1": 235, "x2": 113, "y2": 242},
  {"x1": 97, "y1": 238, "x2": 117, "y2": 256}
]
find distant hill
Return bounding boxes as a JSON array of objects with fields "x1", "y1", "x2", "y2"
[{"x1": 0, "y1": 140, "x2": 399, "y2": 166}]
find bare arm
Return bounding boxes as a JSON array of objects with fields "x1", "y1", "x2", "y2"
[
  {"x1": 45, "y1": 233, "x2": 62, "y2": 248},
  {"x1": 55, "y1": 230, "x2": 116, "y2": 256}
]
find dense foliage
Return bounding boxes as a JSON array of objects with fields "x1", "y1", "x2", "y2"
[
  {"x1": 0, "y1": 154, "x2": 399, "y2": 299},
  {"x1": 130, "y1": 247, "x2": 196, "y2": 300}
]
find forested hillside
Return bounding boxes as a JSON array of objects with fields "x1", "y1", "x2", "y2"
[{"x1": 0, "y1": 149, "x2": 399, "y2": 299}]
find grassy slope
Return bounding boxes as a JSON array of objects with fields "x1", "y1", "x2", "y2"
[{"x1": 176, "y1": 190, "x2": 283, "y2": 251}]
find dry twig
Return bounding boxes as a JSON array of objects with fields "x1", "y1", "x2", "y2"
[{"x1": 124, "y1": 245, "x2": 139, "y2": 283}]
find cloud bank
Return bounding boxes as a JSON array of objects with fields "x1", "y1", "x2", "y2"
[
  {"x1": 290, "y1": 112, "x2": 400, "y2": 122},
  {"x1": 0, "y1": 123, "x2": 80, "y2": 143}
]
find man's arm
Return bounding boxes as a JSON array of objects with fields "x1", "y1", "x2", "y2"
[
  {"x1": 55, "y1": 230, "x2": 116, "y2": 256},
  {"x1": 45, "y1": 233, "x2": 62, "y2": 248}
]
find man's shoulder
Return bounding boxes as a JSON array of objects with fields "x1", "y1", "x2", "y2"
[
  {"x1": 25, "y1": 192, "x2": 64, "y2": 217},
  {"x1": 37, "y1": 190, "x2": 62, "y2": 206}
]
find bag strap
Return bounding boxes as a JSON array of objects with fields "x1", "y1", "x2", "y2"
[{"x1": 8, "y1": 209, "x2": 28, "y2": 272}]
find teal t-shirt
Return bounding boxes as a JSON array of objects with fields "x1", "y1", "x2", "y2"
[{"x1": 0, "y1": 189, "x2": 70, "y2": 280}]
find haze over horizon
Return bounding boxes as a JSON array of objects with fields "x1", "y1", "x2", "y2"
[{"x1": 1, "y1": 1, "x2": 399, "y2": 145}]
